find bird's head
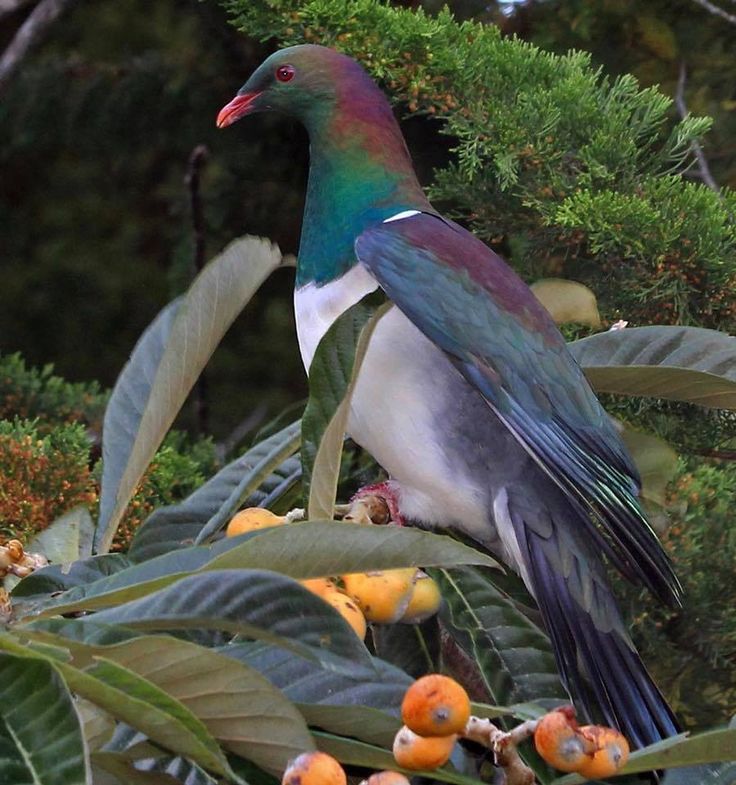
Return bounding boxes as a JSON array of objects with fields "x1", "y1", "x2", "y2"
[{"x1": 217, "y1": 44, "x2": 374, "y2": 130}]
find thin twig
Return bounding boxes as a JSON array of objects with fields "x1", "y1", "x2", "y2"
[
  {"x1": 214, "y1": 403, "x2": 268, "y2": 463},
  {"x1": 0, "y1": 0, "x2": 76, "y2": 94},
  {"x1": 690, "y1": 0, "x2": 736, "y2": 25},
  {"x1": 675, "y1": 61, "x2": 721, "y2": 193},
  {"x1": 693, "y1": 448, "x2": 736, "y2": 461},
  {"x1": 185, "y1": 145, "x2": 211, "y2": 436}
]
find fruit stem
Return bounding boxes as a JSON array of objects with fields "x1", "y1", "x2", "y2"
[{"x1": 462, "y1": 716, "x2": 539, "y2": 785}]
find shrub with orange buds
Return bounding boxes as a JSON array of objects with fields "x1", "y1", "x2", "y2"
[
  {"x1": 401, "y1": 674, "x2": 471, "y2": 737},
  {"x1": 281, "y1": 751, "x2": 346, "y2": 785}
]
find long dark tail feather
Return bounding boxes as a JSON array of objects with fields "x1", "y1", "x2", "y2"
[{"x1": 508, "y1": 494, "x2": 680, "y2": 749}]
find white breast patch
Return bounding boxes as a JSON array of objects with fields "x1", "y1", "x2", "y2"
[{"x1": 294, "y1": 264, "x2": 379, "y2": 371}]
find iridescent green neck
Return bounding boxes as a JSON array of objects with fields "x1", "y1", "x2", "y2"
[{"x1": 296, "y1": 97, "x2": 431, "y2": 287}]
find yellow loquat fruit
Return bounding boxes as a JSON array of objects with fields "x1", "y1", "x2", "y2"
[
  {"x1": 226, "y1": 507, "x2": 285, "y2": 537},
  {"x1": 299, "y1": 577, "x2": 338, "y2": 597},
  {"x1": 401, "y1": 674, "x2": 471, "y2": 737},
  {"x1": 400, "y1": 571, "x2": 442, "y2": 623},
  {"x1": 324, "y1": 589, "x2": 368, "y2": 639},
  {"x1": 342, "y1": 568, "x2": 417, "y2": 623}
]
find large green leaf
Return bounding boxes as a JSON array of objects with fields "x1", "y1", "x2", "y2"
[
  {"x1": 128, "y1": 422, "x2": 300, "y2": 562},
  {"x1": 436, "y1": 567, "x2": 566, "y2": 709},
  {"x1": 0, "y1": 652, "x2": 91, "y2": 785},
  {"x1": 27, "y1": 632, "x2": 313, "y2": 776},
  {"x1": 63, "y1": 658, "x2": 240, "y2": 782},
  {"x1": 23, "y1": 523, "x2": 497, "y2": 618},
  {"x1": 13, "y1": 548, "x2": 204, "y2": 615},
  {"x1": 194, "y1": 426, "x2": 301, "y2": 546},
  {"x1": 90, "y1": 753, "x2": 184, "y2": 785},
  {"x1": 96, "y1": 236, "x2": 283, "y2": 554},
  {"x1": 28, "y1": 506, "x2": 96, "y2": 565},
  {"x1": 551, "y1": 727, "x2": 736, "y2": 783},
  {"x1": 371, "y1": 617, "x2": 442, "y2": 679},
  {"x1": 100, "y1": 637, "x2": 313, "y2": 774},
  {"x1": 208, "y1": 521, "x2": 500, "y2": 576},
  {"x1": 11, "y1": 553, "x2": 131, "y2": 607},
  {"x1": 568, "y1": 326, "x2": 736, "y2": 409},
  {"x1": 81, "y1": 570, "x2": 375, "y2": 674},
  {"x1": 437, "y1": 567, "x2": 563, "y2": 783},
  {"x1": 223, "y1": 641, "x2": 410, "y2": 747},
  {"x1": 130, "y1": 422, "x2": 301, "y2": 561},
  {"x1": 302, "y1": 297, "x2": 391, "y2": 519}
]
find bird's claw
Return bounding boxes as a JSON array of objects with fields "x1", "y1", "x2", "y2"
[{"x1": 343, "y1": 481, "x2": 405, "y2": 525}]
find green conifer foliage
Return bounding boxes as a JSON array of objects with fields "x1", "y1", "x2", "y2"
[{"x1": 221, "y1": 0, "x2": 736, "y2": 331}]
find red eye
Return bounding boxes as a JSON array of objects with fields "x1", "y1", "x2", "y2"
[{"x1": 276, "y1": 64, "x2": 295, "y2": 82}]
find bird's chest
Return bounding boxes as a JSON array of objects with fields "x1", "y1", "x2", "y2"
[
  {"x1": 293, "y1": 265, "x2": 495, "y2": 542},
  {"x1": 293, "y1": 263, "x2": 379, "y2": 370}
]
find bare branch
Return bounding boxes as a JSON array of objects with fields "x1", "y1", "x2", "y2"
[
  {"x1": 186, "y1": 145, "x2": 211, "y2": 436},
  {"x1": 675, "y1": 61, "x2": 721, "y2": 193},
  {"x1": 690, "y1": 0, "x2": 736, "y2": 25},
  {"x1": 0, "y1": 0, "x2": 77, "y2": 94}
]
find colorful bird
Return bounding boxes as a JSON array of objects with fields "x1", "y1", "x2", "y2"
[{"x1": 217, "y1": 44, "x2": 681, "y2": 748}]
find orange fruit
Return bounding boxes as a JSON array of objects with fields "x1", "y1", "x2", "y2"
[
  {"x1": 392, "y1": 725, "x2": 456, "y2": 770},
  {"x1": 226, "y1": 507, "x2": 285, "y2": 536},
  {"x1": 342, "y1": 569, "x2": 417, "y2": 623},
  {"x1": 281, "y1": 751, "x2": 346, "y2": 785},
  {"x1": 401, "y1": 571, "x2": 442, "y2": 623},
  {"x1": 300, "y1": 577, "x2": 338, "y2": 597},
  {"x1": 577, "y1": 725, "x2": 630, "y2": 778},
  {"x1": 360, "y1": 772, "x2": 411, "y2": 785},
  {"x1": 401, "y1": 674, "x2": 471, "y2": 737},
  {"x1": 325, "y1": 589, "x2": 368, "y2": 639},
  {"x1": 534, "y1": 706, "x2": 592, "y2": 773}
]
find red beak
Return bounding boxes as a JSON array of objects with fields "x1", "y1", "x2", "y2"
[{"x1": 216, "y1": 91, "x2": 262, "y2": 128}]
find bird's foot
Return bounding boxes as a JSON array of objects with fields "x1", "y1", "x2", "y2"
[{"x1": 341, "y1": 481, "x2": 405, "y2": 526}]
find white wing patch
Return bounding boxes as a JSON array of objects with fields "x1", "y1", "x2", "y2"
[{"x1": 383, "y1": 209, "x2": 421, "y2": 223}]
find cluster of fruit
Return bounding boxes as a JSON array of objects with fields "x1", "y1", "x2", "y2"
[
  {"x1": 281, "y1": 675, "x2": 469, "y2": 785},
  {"x1": 280, "y1": 675, "x2": 631, "y2": 784},
  {"x1": 226, "y1": 507, "x2": 442, "y2": 638}
]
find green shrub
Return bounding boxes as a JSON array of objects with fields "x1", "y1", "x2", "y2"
[
  {"x1": 631, "y1": 457, "x2": 736, "y2": 729},
  {"x1": 0, "y1": 352, "x2": 107, "y2": 433}
]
